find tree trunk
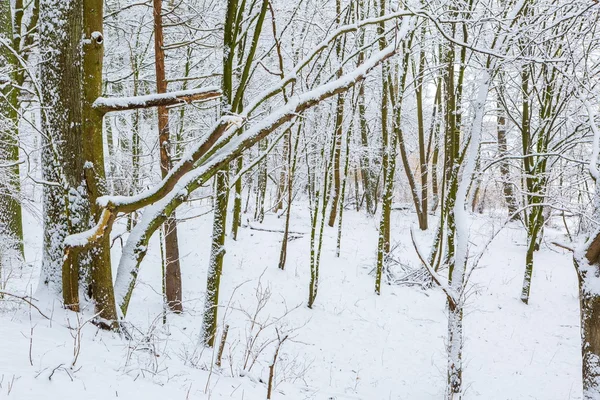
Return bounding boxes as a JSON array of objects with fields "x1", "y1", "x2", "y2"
[
  {"x1": 327, "y1": 92, "x2": 345, "y2": 227},
  {"x1": 575, "y1": 227, "x2": 600, "y2": 398},
  {"x1": 496, "y1": 92, "x2": 519, "y2": 221},
  {"x1": 446, "y1": 302, "x2": 463, "y2": 399},
  {"x1": 202, "y1": 0, "x2": 238, "y2": 346},
  {"x1": 39, "y1": 0, "x2": 87, "y2": 308},
  {"x1": 81, "y1": 0, "x2": 118, "y2": 325},
  {"x1": 254, "y1": 139, "x2": 268, "y2": 223},
  {"x1": 153, "y1": 0, "x2": 183, "y2": 313},
  {"x1": 0, "y1": 0, "x2": 24, "y2": 260},
  {"x1": 326, "y1": 0, "x2": 345, "y2": 228},
  {"x1": 201, "y1": 170, "x2": 228, "y2": 347},
  {"x1": 336, "y1": 121, "x2": 352, "y2": 257},
  {"x1": 576, "y1": 236, "x2": 600, "y2": 399},
  {"x1": 278, "y1": 123, "x2": 301, "y2": 270}
]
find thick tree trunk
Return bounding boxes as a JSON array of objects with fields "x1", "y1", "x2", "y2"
[
  {"x1": 39, "y1": 0, "x2": 88, "y2": 308},
  {"x1": 375, "y1": 137, "x2": 396, "y2": 294},
  {"x1": 81, "y1": 0, "x2": 118, "y2": 325}
]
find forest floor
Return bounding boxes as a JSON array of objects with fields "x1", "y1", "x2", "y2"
[{"x1": 0, "y1": 202, "x2": 582, "y2": 399}]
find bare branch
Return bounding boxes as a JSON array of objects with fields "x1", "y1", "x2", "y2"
[
  {"x1": 0, "y1": 291, "x2": 51, "y2": 320},
  {"x1": 410, "y1": 228, "x2": 458, "y2": 307}
]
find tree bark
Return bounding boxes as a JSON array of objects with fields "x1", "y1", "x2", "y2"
[
  {"x1": 81, "y1": 0, "x2": 118, "y2": 325},
  {"x1": 0, "y1": 0, "x2": 24, "y2": 260},
  {"x1": 201, "y1": 0, "x2": 239, "y2": 346},
  {"x1": 153, "y1": 0, "x2": 183, "y2": 313},
  {"x1": 496, "y1": 88, "x2": 519, "y2": 221},
  {"x1": 201, "y1": 170, "x2": 228, "y2": 347},
  {"x1": 327, "y1": 0, "x2": 346, "y2": 227},
  {"x1": 39, "y1": 0, "x2": 87, "y2": 309}
]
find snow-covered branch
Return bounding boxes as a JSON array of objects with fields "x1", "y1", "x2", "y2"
[{"x1": 93, "y1": 87, "x2": 221, "y2": 114}]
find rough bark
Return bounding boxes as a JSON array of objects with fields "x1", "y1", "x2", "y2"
[{"x1": 39, "y1": 0, "x2": 87, "y2": 308}]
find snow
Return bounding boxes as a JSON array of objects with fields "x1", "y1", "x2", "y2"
[{"x1": 1, "y1": 205, "x2": 582, "y2": 399}]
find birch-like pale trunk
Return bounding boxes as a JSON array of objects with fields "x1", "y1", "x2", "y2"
[{"x1": 446, "y1": 69, "x2": 491, "y2": 400}]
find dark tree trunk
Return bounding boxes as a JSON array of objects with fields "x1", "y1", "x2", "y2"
[{"x1": 153, "y1": 0, "x2": 183, "y2": 313}]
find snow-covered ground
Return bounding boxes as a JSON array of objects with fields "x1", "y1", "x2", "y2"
[{"x1": 0, "y1": 204, "x2": 581, "y2": 399}]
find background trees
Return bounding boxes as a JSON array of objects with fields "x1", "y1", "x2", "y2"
[{"x1": 1, "y1": 0, "x2": 600, "y2": 398}]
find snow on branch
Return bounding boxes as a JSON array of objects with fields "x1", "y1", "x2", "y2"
[
  {"x1": 93, "y1": 87, "x2": 221, "y2": 114},
  {"x1": 63, "y1": 209, "x2": 113, "y2": 248}
]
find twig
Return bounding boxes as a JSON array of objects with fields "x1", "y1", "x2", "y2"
[
  {"x1": 48, "y1": 364, "x2": 64, "y2": 381},
  {"x1": 216, "y1": 324, "x2": 229, "y2": 368},
  {"x1": 0, "y1": 291, "x2": 51, "y2": 320},
  {"x1": 247, "y1": 222, "x2": 306, "y2": 235},
  {"x1": 551, "y1": 241, "x2": 575, "y2": 252},
  {"x1": 267, "y1": 329, "x2": 289, "y2": 399}
]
